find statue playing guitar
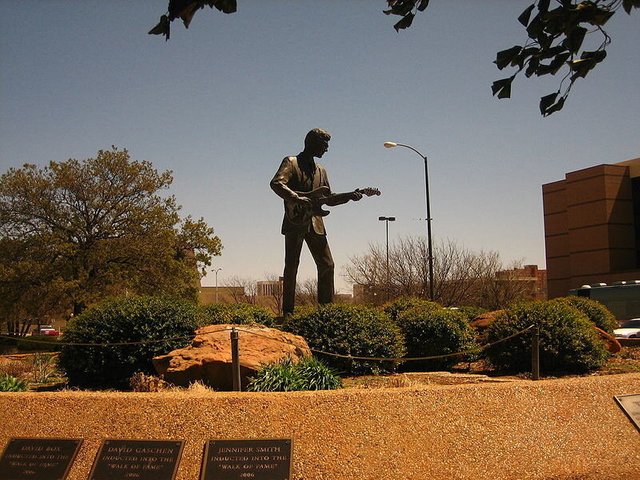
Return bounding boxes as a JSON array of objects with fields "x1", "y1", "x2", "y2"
[
  {"x1": 270, "y1": 128, "x2": 380, "y2": 316},
  {"x1": 286, "y1": 185, "x2": 381, "y2": 225}
]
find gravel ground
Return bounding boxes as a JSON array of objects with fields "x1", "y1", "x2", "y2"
[{"x1": 1, "y1": 373, "x2": 639, "y2": 480}]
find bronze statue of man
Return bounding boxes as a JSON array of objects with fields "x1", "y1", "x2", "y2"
[{"x1": 271, "y1": 128, "x2": 362, "y2": 315}]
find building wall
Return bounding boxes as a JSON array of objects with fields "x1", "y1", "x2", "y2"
[
  {"x1": 198, "y1": 286, "x2": 245, "y2": 305},
  {"x1": 496, "y1": 265, "x2": 547, "y2": 301},
  {"x1": 543, "y1": 158, "x2": 640, "y2": 298}
]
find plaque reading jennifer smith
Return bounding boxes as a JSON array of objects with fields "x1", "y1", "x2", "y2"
[
  {"x1": 201, "y1": 439, "x2": 293, "y2": 480},
  {"x1": 0, "y1": 438, "x2": 82, "y2": 480}
]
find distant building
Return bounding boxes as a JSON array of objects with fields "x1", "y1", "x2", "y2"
[
  {"x1": 543, "y1": 157, "x2": 640, "y2": 298},
  {"x1": 257, "y1": 279, "x2": 283, "y2": 297},
  {"x1": 495, "y1": 264, "x2": 547, "y2": 301},
  {"x1": 198, "y1": 286, "x2": 244, "y2": 305}
]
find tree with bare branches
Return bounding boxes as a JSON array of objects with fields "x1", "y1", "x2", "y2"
[
  {"x1": 345, "y1": 236, "x2": 536, "y2": 309},
  {"x1": 225, "y1": 276, "x2": 258, "y2": 305}
]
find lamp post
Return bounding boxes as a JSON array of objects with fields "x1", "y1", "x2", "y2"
[
  {"x1": 383, "y1": 141, "x2": 434, "y2": 301},
  {"x1": 214, "y1": 268, "x2": 222, "y2": 303},
  {"x1": 378, "y1": 216, "x2": 396, "y2": 300}
]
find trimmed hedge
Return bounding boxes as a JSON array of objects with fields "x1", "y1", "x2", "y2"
[
  {"x1": 198, "y1": 303, "x2": 275, "y2": 327},
  {"x1": 554, "y1": 296, "x2": 618, "y2": 333},
  {"x1": 485, "y1": 301, "x2": 610, "y2": 374},
  {"x1": 59, "y1": 296, "x2": 199, "y2": 389},
  {"x1": 383, "y1": 296, "x2": 441, "y2": 322},
  {"x1": 453, "y1": 306, "x2": 489, "y2": 322},
  {"x1": 283, "y1": 304, "x2": 406, "y2": 375},
  {"x1": 396, "y1": 307, "x2": 478, "y2": 370}
]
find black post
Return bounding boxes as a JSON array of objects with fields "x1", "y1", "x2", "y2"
[
  {"x1": 423, "y1": 156, "x2": 434, "y2": 302},
  {"x1": 531, "y1": 325, "x2": 540, "y2": 380},
  {"x1": 231, "y1": 327, "x2": 241, "y2": 391},
  {"x1": 378, "y1": 216, "x2": 396, "y2": 301}
]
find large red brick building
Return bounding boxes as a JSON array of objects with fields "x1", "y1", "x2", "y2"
[{"x1": 543, "y1": 158, "x2": 640, "y2": 298}]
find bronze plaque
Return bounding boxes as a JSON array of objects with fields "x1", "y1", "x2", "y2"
[
  {"x1": 0, "y1": 438, "x2": 82, "y2": 480},
  {"x1": 615, "y1": 394, "x2": 640, "y2": 433},
  {"x1": 88, "y1": 439, "x2": 183, "y2": 480},
  {"x1": 201, "y1": 439, "x2": 293, "y2": 480}
]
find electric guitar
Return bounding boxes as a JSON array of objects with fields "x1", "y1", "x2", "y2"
[{"x1": 286, "y1": 186, "x2": 381, "y2": 224}]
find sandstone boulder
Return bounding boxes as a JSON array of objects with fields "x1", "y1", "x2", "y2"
[
  {"x1": 470, "y1": 310, "x2": 504, "y2": 330},
  {"x1": 152, "y1": 324, "x2": 311, "y2": 390}
]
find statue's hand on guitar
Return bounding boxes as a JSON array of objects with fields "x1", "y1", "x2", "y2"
[
  {"x1": 286, "y1": 186, "x2": 380, "y2": 225},
  {"x1": 350, "y1": 191, "x2": 363, "y2": 201}
]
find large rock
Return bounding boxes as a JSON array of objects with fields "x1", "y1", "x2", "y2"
[{"x1": 152, "y1": 324, "x2": 311, "y2": 391}]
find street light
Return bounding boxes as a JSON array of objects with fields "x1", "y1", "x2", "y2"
[
  {"x1": 383, "y1": 141, "x2": 435, "y2": 301},
  {"x1": 214, "y1": 268, "x2": 222, "y2": 303},
  {"x1": 378, "y1": 216, "x2": 396, "y2": 300}
]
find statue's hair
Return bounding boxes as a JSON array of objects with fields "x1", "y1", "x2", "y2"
[{"x1": 304, "y1": 128, "x2": 331, "y2": 147}]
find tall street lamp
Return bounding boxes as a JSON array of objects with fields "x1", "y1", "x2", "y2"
[
  {"x1": 383, "y1": 141, "x2": 435, "y2": 301},
  {"x1": 378, "y1": 216, "x2": 396, "y2": 300},
  {"x1": 214, "y1": 268, "x2": 222, "y2": 303}
]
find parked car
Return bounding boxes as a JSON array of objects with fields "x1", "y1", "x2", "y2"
[
  {"x1": 33, "y1": 325, "x2": 60, "y2": 336},
  {"x1": 613, "y1": 319, "x2": 640, "y2": 339}
]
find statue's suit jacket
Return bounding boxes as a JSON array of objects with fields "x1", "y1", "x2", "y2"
[{"x1": 270, "y1": 156, "x2": 331, "y2": 236}]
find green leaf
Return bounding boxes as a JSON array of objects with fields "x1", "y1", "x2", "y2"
[
  {"x1": 210, "y1": 0, "x2": 237, "y2": 14},
  {"x1": 562, "y1": 26, "x2": 587, "y2": 53},
  {"x1": 539, "y1": 92, "x2": 558, "y2": 115},
  {"x1": 542, "y1": 96, "x2": 565, "y2": 116},
  {"x1": 385, "y1": 1, "x2": 415, "y2": 17},
  {"x1": 526, "y1": 14, "x2": 545, "y2": 41},
  {"x1": 525, "y1": 57, "x2": 540, "y2": 77},
  {"x1": 538, "y1": 45, "x2": 568, "y2": 60},
  {"x1": 622, "y1": 0, "x2": 640, "y2": 14},
  {"x1": 537, "y1": 0, "x2": 551, "y2": 13},
  {"x1": 518, "y1": 4, "x2": 535, "y2": 26},
  {"x1": 576, "y1": 3, "x2": 615, "y2": 26},
  {"x1": 494, "y1": 46, "x2": 522, "y2": 70},
  {"x1": 417, "y1": 0, "x2": 430, "y2": 12},
  {"x1": 148, "y1": 15, "x2": 171, "y2": 40},
  {"x1": 394, "y1": 12, "x2": 414, "y2": 32},
  {"x1": 491, "y1": 77, "x2": 514, "y2": 99},
  {"x1": 581, "y1": 49, "x2": 607, "y2": 63},
  {"x1": 535, "y1": 52, "x2": 571, "y2": 76}
]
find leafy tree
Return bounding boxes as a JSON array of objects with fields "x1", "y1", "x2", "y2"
[
  {"x1": 0, "y1": 148, "x2": 222, "y2": 323},
  {"x1": 149, "y1": 0, "x2": 639, "y2": 115}
]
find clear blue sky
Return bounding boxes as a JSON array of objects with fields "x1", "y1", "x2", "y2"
[{"x1": 1, "y1": 1, "x2": 638, "y2": 294}]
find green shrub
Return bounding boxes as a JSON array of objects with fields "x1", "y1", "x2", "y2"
[
  {"x1": 396, "y1": 307, "x2": 478, "y2": 370},
  {"x1": 283, "y1": 304, "x2": 405, "y2": 375},
  {"x1": 247, "y1": 357, "x2": 342, "y2": 392},
  {"x1": 59, "y1": 296, "x2": 199, "y2": 389},
  {"x1": 383, "y1": 296, "x2": 441, "y2": 322},
  {"x1": 485, "y1": 301, "x2": 610, "y2": 374},
  {"x1": 199, "y1": 303, "x2": 275, "y2": 327},
  {"x1": 453, "y1": 306, "x2": 489, "y2": 322},
  {"x1": 554, "y1": 296, "x2": 618, "y2": 333},
  {"x1": 0, "y1": 373, "x2": 28, "y2": 392}
]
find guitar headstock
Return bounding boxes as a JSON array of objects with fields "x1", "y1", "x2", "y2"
[{"x1": 357, "y1": 187, "x2": 381, "y2": 197}]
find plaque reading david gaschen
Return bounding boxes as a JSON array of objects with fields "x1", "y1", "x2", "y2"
[
  {"x1": 88, "y1": 440, "x2": 184, "y2": 480},
  {"x1": 0, "y1": 438, "x2": 82, "y2": 480},
  {"x1": 201, "y1": 439, "x2": 292, "y2": 480}
]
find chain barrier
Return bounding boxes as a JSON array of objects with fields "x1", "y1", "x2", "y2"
[
  {"x1": 234, "y1": 324, "x2": 536, "y2": 363},
  {"x1": 0, "y1": 326, "x2": 230, "y2": 355},
  {"x1": 1, "y1": 324, "x2": 535, "y2": 364}
]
